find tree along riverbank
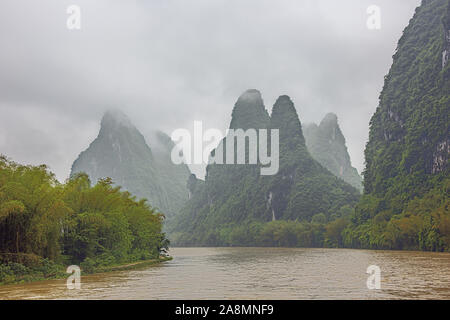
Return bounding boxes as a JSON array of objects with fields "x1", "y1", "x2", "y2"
[
  {"x1": 0, "y1": 255, "x2": 172, "y2": 286},
  {"x1": 0, "y1": 156, "x2": 171, "y2": 286}
]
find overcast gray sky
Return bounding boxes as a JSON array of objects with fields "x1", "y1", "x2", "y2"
[{"x1": 0, "y1": 0, "x2": 420, "y2": 181}]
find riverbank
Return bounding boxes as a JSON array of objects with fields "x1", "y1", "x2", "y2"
[{"x1": 0, "y1": 256, "x2": 172, "y2": 286}]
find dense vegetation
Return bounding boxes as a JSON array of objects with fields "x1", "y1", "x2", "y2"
[
  {"x1": 343, "y1": 0, "x2": 450, "y2": 251},
  {"x1": 169, "y1": 91, "x2": 360, "y2": 245},
  {"x1": 172, "y1": 202, "x2": 355, "y2": 248},
  {"x1": 0, "y1": 155, "x2": 168, "y2": 284},
  {"x1": 303, "y1": 113, "x2": 363, "y2": 192},
  {"x1": 71, "y1": 110, "x2": 190, "y2": 222},
  {"x1": 172, "y1": 0, "x2": 449, "y2": 251}
]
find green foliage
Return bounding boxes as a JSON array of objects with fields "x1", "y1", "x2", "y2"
[
  {"x1": 311, "y1": 213, "x2": 327, "y2": 224},
  {"x1": 61, "y1": 172, "x2": 167, "y2": 264},
  {"x1": 0, "y1": 257, "x2": 67, "y2": 285},
  {"x1": 0, "y1": 155, "x2": 168, "y2": 283},
  {"x1": 344, "y1": 177, "x2": 449, "y2": 251},
  {"x1": 172, "y1": 220, "x2": 329, "y2": 248},
  {"x1": 363, "y1": 0, "x2": 449, "y2": 202},
  {"x1": 346, "y1": 0, "x2": 450, "y2": 252}
]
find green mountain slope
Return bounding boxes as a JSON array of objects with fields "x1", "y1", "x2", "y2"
[
  {"x1": 170, "y1": 90, "x2": 360, "y2": 246},
  {"x1": 303, "y1": 113, "x2": 363, "y2": 191},
  {"x1": 71, "y1": 110, "x2": 190, "y2": 220},
  {"x1": 345, "y1": 0, "x2": 450, "y2": 251}
]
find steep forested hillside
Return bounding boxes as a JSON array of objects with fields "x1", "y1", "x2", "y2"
[
  {"x1": 170, "y1": 90, "x2": 360, "y2": 246},
  {"x1": 71, "y1": 110, "x2": 190, "y2": 220},
  {"x1": 303, "y1": 113, "x2": 363, "y2": 191},
  {"x1": 0, "y1": 156, "x2": 167, "y2": 283},
  {"x1": 147, "y1": 131, "x2": 193, "y2": 218},
  {"x1": 344, "y1": 0, "x2": 450, "y2": 251}
]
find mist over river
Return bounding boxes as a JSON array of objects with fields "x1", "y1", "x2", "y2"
[{"x1": 1, "y1": 248, "x2": 449, "y2": 300}]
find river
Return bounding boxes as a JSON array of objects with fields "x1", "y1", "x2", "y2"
[{"x1": 0, "y1": 247, "x2": 449, "y2": 300}]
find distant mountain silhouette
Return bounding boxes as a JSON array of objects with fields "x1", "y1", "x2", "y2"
[{"x1": 71, "y1": 110, "x2": 190, "y2": 220}]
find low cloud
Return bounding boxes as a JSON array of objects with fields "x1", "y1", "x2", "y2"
[{"x1": 0, "y1": 0, "x2": 420, "y2": 180}]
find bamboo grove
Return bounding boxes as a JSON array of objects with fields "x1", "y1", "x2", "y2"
[{"x1": 0, "y1": 155, "x2": 168, "y2": 268}]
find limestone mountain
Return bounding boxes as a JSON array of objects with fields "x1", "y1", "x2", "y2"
[
  {"x1": 344, "y1": 0, "x2": 450, "y2": 251},
  {"x1": 229, "y1": 89, "x2": 271, "y2": 130},
  {"x1": 71, "y1": 110, "x2": 190, "y2": 220},
  {"x1": 303, "y1": 113, "x2": 362, "y2": 191},
  {"x1": 146, "y1": 130, "x2": 192, "y2": 216},
  {"x1": 265, "y1": 97, "x2": 359, "y2": 222},
  {"x1": 170, "y1": 90, "x2": 360, "y2": 246}
]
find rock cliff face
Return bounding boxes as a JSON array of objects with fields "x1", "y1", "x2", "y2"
[
  {"x1": 443, "y1": 4, "x2": 450, "y2": 68},
  {"x1": 443, "y1": 29, "x2": 450, "y2": 68},
  {"x1": 303, "y1": 113, "x2": 362, "y2": 192},
  {"x1": 71, "y1": 110, "x2": 190, "y2": 220},
  {"x1": 356, "y1": 0, "x2": 449, "y2": 218},
  {"x1": 169, "y1": 90, "x2": 360, "y2": 246}
]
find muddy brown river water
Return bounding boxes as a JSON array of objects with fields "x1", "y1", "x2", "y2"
[{"x1": 0, "y1": 247, "x2": 449, "y2": 300}]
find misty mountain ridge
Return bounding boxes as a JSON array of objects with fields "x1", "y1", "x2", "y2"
[
  {"x1": 71, "y1": 109, "x2": 191, "y2": 220},
  {"x1": 345, "y1": 0, "x2": 450, "y2": 251},
  {"x1": 169, "y1": 89, "x2": 361, "y2": 246},
  {"x1": 303, "y1": 113, "x2": 363, "y2": 191}
]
